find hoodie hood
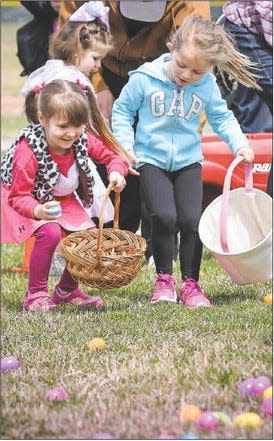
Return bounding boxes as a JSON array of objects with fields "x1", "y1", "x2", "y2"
[{"x1": 129, "y1": 53, "x2": 210, "y2": 87}]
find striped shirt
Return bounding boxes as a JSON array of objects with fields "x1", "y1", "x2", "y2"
[{"x1": 223, "y1": 1, "x2": 273, "y2": 47}]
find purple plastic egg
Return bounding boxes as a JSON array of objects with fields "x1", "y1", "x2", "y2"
[
  {"x1": 45, "y1": 386, "x2": 69, "y2": 401},
  {"x1": 261, "y1": 397, "x2": 272, "y2": 417},
  {"x1": 91, "y1": 433, "x2": 115, "y2": 439},
  {"x1": 197, "y1": 411, "x2": 220, "y2": 431},
  {"x1": 251, "y1": 376, "x2": 272, "y2": 396},
  {"x1": 1, "y1": 356, "x2": 20, "y2": 372},
  {"x1": 238, "y1": 377, "x2": 256, "y2": 395}
]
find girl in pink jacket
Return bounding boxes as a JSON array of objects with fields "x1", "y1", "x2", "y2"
[{"x1": 1, "y1": 79, "x2": 129, "y2": 311}]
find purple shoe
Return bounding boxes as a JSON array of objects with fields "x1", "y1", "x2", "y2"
[
  {"x1": 52, "y1": 285, "x2": 103, "y2": 309},
  {"x1": 23, "y1": 291, "x2": 57, "y2": 311},
  {"x1": 150, "y1": 274, "x2": 177, "y2": 304},
  {"x1": 179, "y1": 278, "x2": 211, "y2": 308}
]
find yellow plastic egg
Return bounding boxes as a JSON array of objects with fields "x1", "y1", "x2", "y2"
[
  {"x1": 263, "y1": 386, "x2": 272, "y2": 400},
  {"x1": 263, "y1": 293, "x2": 272, "y2": 304},
  {"x1": 87, "y1": 338, "x2": 106, "y2": 351},
  {"x1": 180, "y1": 404, "x2": 202, "y2": 423},
  {"x1": 233, "y1": 412, "x2": 262, "y2": 429}
]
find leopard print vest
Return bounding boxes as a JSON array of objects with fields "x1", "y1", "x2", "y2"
[{"x1": 1, "y1": 124, "x2": 94, "y2": 208}]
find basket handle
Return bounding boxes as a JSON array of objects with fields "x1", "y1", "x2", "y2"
[
  {"x1": 96, "y1": 184, "x2": 121, "y2": 263},
  {"x1": 220, "y1": 156, "x2": 253, "y2": 253}
]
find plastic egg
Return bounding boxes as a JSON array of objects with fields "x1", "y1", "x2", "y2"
[
  {"x1": 213, "y1": 411, "x2": 231, "y2": 426},
  {"x1": 238, "y1": 377, "x2": 256, "y2": 395},
  {"x1": 0, "y1": 356, "x2": 20, "y2": 372},
  {"x1": 180, "y1": 404, "x2": 202, "y2": 423},
  {"x1": 45, "y1": 386, "x2": 69, "y2": 401},
  {"x1": 262, "y1": 386, "x2": 272, "y2": 400},
  {"x1": 233, "y1": 412, "x2": 262, "y2": 429},
  {"x1": 47, "y1": 204, "x2": 62, "y2": 217},
  {"x1": 251, "y1": 376, "x2": 271, "y2": 395},
  {"x1": 261, "y1": 397, "x2": 272, "y2": 417},
  {"x1": 87, "y1": 338, "x2": 106, "y2": 351},
  {"x1": 263, "y1": 293, "x2": 272, "y2": 304},
  {"x1": 196, "y1": 411, "x2": 220, "y2": 431},
  {"x1": 179, "y1": 434, "x2": 199, "y2": 440}
]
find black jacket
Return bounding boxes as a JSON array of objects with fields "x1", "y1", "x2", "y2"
[{"x1": 17, "y1": 1, "x2": 58, "y2": 76}]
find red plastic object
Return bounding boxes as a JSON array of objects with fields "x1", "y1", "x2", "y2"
[{"x1": 201, "y1": 132, "x2": 272, "y2": 207}]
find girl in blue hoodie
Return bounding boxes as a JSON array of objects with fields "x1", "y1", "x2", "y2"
[{"x1": 112, "y1": 14, "x2": 259, "y2": 308}]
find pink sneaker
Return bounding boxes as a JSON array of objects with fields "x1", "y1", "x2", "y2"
[
  {"x1": 23, "y1": 291, "x2": 57, "y2": 311},
  {"x1": 52, "y1": 286, "x2": 103, "y2": 309},
  {"x1": 150, "y1": 274, "x2": 177, "y2": 304},
  {"x1": 179, "y1": 278, "x2": 211, "y2": 308}
]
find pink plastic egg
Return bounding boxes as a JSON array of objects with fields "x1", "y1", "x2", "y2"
[
  {"x1": 261, "y1": 397, "x2": 272, "y2": 417},
  {"x1": 238, "y1": 377, "x2": 256, "y2": 395},
  {"x1": 197, "y1": 411, "x2": 220, "y2": 430},
  {"x1": 1, "y1": 356, "x2": 20, "y2": 372},
  {"x1": 45, "y1": 386, "x2": 69, "y2": 401},
  {"x1": 251, "y1": 376, "x2": 271, "y2": 396}
]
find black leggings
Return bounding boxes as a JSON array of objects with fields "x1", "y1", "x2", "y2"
[{"x1": 139, "y1": 163, "x2": 203, "y2": 280}]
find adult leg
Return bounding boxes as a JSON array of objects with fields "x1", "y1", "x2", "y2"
[
  {"x1": 140, "y1": 183, "x2": 153, "y2": 261},
  {"x1": 95, "y1": 163, "x2": 141, "y2": 232},
  {"x1": 220, "y1": 18, "x2": 273, "y2": 131}
]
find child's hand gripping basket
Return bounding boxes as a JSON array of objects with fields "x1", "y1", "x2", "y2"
[
  {"x1": 198, "y1": 156, "x2": 272, "y2": 285},
  {"x1": 61, "y1": 185, "x2": 146, "y2": 288}
]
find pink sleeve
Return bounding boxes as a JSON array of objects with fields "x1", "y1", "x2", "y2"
[
  {"x1": 8, "y1": 140, "x2": 40, "y2": 218},
  {"x1": 86, "y1": 131, "x2": 129, "y2": 177}
]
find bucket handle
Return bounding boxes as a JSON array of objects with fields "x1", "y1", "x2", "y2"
[{"x1": 220, "y1": 156, "x2": 253, "y2": 252}]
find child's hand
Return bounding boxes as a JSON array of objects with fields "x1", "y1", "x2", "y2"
[
  {"x1": 236, "y1": 147, "x2": 255, "y2": 163},
  {"x1": 109, "y1": 171, "x2": 126, "y2": 193},
  {"x1": 128, "y1": 166, "x2": 140, "y2": 176},
  {"x1": 127, "y1": 152, "x2": 140, "y2": 176},
  {"x1": 33, "y1": 201, "x2": 62, "y2": 220}
]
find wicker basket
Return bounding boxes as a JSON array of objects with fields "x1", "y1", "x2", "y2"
[{"x1": 61, "y1": 185, "x2": 146, "y2": 288}]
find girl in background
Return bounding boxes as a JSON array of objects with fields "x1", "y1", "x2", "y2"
[
  {"x1": 112, "y1": 15, "x2": 258, "y2": 307},
  {"x1": 1, "y1": 79, "x2": 129, "y2": 311},
  {"x1": 49, "y1": 0, "x2": 112, "y2": 93}
]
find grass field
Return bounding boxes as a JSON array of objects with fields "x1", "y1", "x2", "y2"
[
  {"x1": 1, "y1": 244, "x2": 272, "y2": 440},
  {"x1": 1, "y1": 22, "x2": 26, "y2": 95},
  {"x1": 1, "y1": 17, "x2": 273, "y2": 441}
]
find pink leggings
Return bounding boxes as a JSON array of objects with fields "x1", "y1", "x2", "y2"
[{"x1": 28, "y1": 223, "x2": 78, "y2": 294}]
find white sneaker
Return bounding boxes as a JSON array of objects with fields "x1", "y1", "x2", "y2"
[{"x1": 147, "y1": 256, "x2": 156, "y2": 268}]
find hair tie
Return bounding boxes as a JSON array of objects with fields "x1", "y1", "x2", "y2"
[
  {"x1": 32, "y1": 82, "x2": 46, "y2": 97},
  {"x1": 69, "y1": 1, "x2": 110, "y2": 28},
  {"x1": 75, "y1": 79, "x2": 89, "y2": 96}
]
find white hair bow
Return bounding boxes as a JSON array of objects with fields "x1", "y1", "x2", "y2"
[
  {"x1": 21, "y1": 60, "x2": 94, "y2": 96},
  {"x1": 69, "y1": 1, "x2": 110, "y2": 28}
]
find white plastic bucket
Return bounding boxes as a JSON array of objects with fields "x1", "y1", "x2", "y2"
[{"x1": 199, "y1": 156, "x2": 272, "y2": 284}]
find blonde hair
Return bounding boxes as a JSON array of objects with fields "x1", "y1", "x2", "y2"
[
  {"x1": 49, "y1": 19, "x2": 112, "y2": 64},
  {"x1": 169, "y1": 14, "x2": 260, "y2": 90},
  {"x1": 25, "y1": 80, "x2": 132, "y2": 161}
]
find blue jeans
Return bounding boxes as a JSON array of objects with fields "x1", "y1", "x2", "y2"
[{"x1": 220, "y1": 18, "x2": 272, "y2": 132}]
